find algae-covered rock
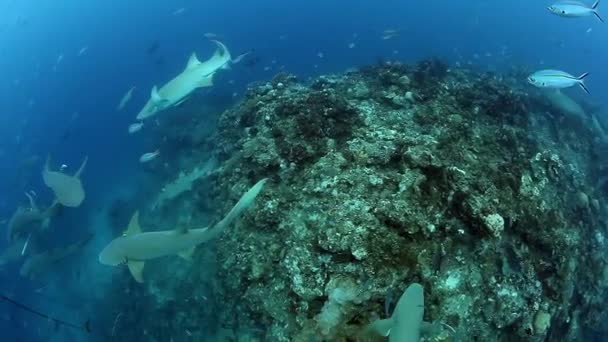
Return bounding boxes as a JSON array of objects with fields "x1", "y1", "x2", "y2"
[{"x1": 105, "y1": 60, "x2": 608, "y2": 341}]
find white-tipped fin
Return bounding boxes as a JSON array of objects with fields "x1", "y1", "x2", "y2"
[
  {"x1": 186, "y1": 52, "x2": 201, "y2": 70},
  {"x1": 127, "y1": 260, "x2": 145, "y2": 283}
]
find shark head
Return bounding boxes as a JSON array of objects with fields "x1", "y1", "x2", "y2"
[{"x1": 98, "y1": 238, "x2": 127, "y2": 266}]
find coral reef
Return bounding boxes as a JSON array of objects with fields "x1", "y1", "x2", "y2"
[
  {"x1": 206, "y1": 61, "x2": 608, "y2": 341},
  {"x1": 101, "y1": 60, "x2": 608, "y2": 341}
]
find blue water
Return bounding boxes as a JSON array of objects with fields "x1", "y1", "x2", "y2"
[{"x1": 0, "y1": 0, "x2": 606, "y2": 340}]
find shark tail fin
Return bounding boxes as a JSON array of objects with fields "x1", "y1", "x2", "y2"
[
  {"x1": 205, "y1": 178, "x2": 267, "y2": 241},
  {"x1": 593, "y1": 0, "x2": 600, "y2": 10},
  {"x1": 74, "y1": 156, "x2": 88, "y2": 178},
  {"x1": 210, "y1": 40, "x2": 232, "y2": 62}
]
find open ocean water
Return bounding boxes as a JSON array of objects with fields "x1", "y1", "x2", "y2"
[{"x1": 1, "y1": 1, "x2": 608, "y2": 341}]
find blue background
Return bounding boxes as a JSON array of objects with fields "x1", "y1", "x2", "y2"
[{"x1": 0, "y1": 0, "x2": 605, "y2": 340}]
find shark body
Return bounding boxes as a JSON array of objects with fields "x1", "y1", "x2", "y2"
[
  {"x1": 20, "y1": 234, "x2": 92, "y2": 279},
  {"x1": 136, "y1": 40, "x2": 232, "y2": 120},
  {"x1": 7, "y1": 193, "x2": 59, "y2": 241},
  {"x1": 367, "y1": 283, "x2": 425, "y2": 342},
  {"x1": 42, "y1": 156, "x2": 87, "y2": 207},
  {"x1": 99, "y1": 178, "x2": 266, "y2": 282}
]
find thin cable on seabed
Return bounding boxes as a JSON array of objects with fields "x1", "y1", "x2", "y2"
[{"x1": 0, "y1": 294, "x2": 92, "y2": 333}]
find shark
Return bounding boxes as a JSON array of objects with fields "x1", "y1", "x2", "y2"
[
  {"x1": 136, "y1": 40, "x2": 232, "y2": 121},
  {"x1": 42, "y1": 156, "x2": 87, "y2": 208},
  {"x1": 7, "y1": 192, "x2": 60, "y2": 242},
  {"x1": 20, "y1": 234, "x2": 92, "y2": 279},
  {"x1": 99, "y1": 178, "x2": 267, "y2": 282},
  {"x1": 366, "y1": 283, "x2": 425, "y2": 342}
]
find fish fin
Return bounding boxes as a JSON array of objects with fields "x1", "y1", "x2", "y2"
[
  {"x1": 127, "y1": 260, "x2": 145, "y2": 283},
  {"x1": 222, "y1": 62, "x2": 232, "y2": 70},
  {"x1": 74, "y1": 156, "x2": 88, "y2": 178},
  {"x1": 366, "y1": 318, "x2": 393, "y2": 337},
  {"x1": 198, "y1": 75, "x2": 214, "y2": 87},
  {"x1": 594, "y1": 11, "x2": 604, "y2": 22},
  {"x1": 124, "y1": 211, "x2": 142, "y2": 236},
  {"x1": 577, "y1": 72, "x2": 589, "y2": 80},
  {"x1": 593, "y1": 0, "x2": 600, "y2": 10},
  {"x1": 186, "y1": 52, "x2": 201, "y2": 70},
  {"x1": 150, "y1": 85, "x2": 162, "y2": 103},
  {"x1": 175, "y1": 224, "x2": 189, "y2": 234},
  {"x1": 210, "y1": 40, "x2": 229, "y2": 58},
  {"x1": 173, "y1": 97, "x2": 190, "y2": 107},
  {"x1": 579, "y1": 82, "x2": 591, "y2": 95},
  {"x1": 177, "y1": 246, "x2": 196, "y2": 260}
]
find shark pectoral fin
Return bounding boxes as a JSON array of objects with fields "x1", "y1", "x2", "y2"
[
  {"x1": 177, "y1": 246, "x2": 196, "y2": 260},
  {"x1": 366, "y1": 318, "x2": 393, "y2": 337},
  {"x1": 174, "y1": 97, "x2": 190, "y2": 107},
  {"x1": 198, "y1": 75, "x2": 214, "y2": 88},
  {"x1": 150, "y1": 86, "x2": 169, "y2": 109},
  {"x1": 186, "y1": 52, "x2": 201, "y2": 70},
  {"x1": 127, "y1": 260, "x2": 145, "y2": 283}
]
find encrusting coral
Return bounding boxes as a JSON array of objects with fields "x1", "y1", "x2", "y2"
[{"x1": 99, "y1": 60, "x2": 608, "y2": 341}]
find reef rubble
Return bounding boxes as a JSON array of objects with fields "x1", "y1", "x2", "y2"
[{"x1": 105, "y1": 60, "x2": 608, "y2": 341}]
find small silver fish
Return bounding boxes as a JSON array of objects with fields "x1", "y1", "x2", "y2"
[
  {"x1": 128, "y1": 122, "x2": 144, "y2": 134},
  {"x1": 139, "y1": 150, "x2": 160, "y2": 163},
  {"x1": 527, "y1": 69, "x2": 590, "y2": 94},
  {"x1": 548, "y1": 1, "x2": 603, "y2": 22}
]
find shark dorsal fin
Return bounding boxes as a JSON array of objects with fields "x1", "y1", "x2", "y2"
[
  {"x1": 186, "y1": 52, "x2": 201, "y2": 70},
  {"x1": 124, "y1": 211, "x2": 141, "y2": 236},
  {"x1": 127, "y1": 260, "x2": 145, "y2": 283}
]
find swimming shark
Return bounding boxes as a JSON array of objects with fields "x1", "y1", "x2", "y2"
[
  {"x1": 7, "y1": 192, "x2": 60, "y2": 242},
  {"x1": 136, "y1": 40, "x2": 232, "y2": 120},
  {"x1": 20, "y1": 234, "x2": 92, "y2": 279},
  {"x1": 99, "y1": 178, "x2": 267, "y2": 282},
  {"x1": 366, "y1": 283, "x2": 425, "y2": 342},
  {"x1": 42, "y1": 156, "x2": 87, "y2": 208}
]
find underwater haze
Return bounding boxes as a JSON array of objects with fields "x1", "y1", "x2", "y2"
[{"x1": 1, "y1": 0, "x2": 608, "y2": 341}]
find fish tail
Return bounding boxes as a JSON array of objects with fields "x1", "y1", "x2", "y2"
[
  {"x1": 579, "y1": 81, "x2": 591, "y2": 95},
  {"x1": 577, "y1": 72, "x2": 589, "y2": 80},
  {"x1": 593, "y1": 0, "x2": 600, "y2": 10},
  {"x1": 594, "y1": 11, "x2": 604, "y2": 22}
]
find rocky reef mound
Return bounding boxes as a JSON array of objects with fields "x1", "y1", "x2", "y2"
[
  {"x1": 101, "y1": 60, "x2": 608, "y2": 341},
  {"x1": 208, "y1": 60, "x2": 608, "y2": 341}
]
